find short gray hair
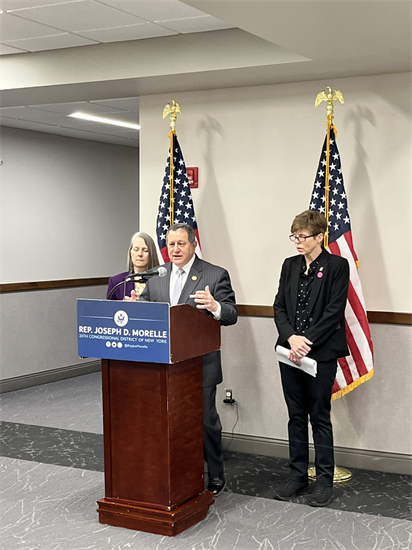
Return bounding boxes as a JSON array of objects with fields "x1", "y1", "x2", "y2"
[
  {"x1": 127, "y1": 232, "x2": 160, "y2": 272},
  {"x1": 166, "y1": 223, "x2": 196, "y2": 244}
]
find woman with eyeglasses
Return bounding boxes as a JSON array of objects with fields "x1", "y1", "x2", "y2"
[{"x1": 273, "y1": 210, "x2": 349, "y2": 508}]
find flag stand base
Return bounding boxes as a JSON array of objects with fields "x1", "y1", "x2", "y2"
[{"x1": 308, "y1": 466, "x2": 353, "y2": 483}]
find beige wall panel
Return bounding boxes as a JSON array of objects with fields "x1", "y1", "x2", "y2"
[
  {"x1": 217, "y1": 319, "x2": 411, "y2": 456},
  {"x1": 332, "y1": 324, "x2": 412, "y2": 455},
  {"x1": 1, "y1": 127, "x2": 139, "y2": 283},
  {"x1": 0, "y1": 286, "x2": 106, "y2": 380},
  {"x1": 139, "y1": 73, "x2": 411, "y2": 457},
  {"x1": 139, "y1": 72, "x2": 411, "y2": 313}
]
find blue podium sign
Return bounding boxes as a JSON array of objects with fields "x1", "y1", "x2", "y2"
[{"x1": 77, "y1": 299, "x2": 170, "y2": 363}]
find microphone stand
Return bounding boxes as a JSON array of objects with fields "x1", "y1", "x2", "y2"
[{"x1": 106, "y1": 272, "x2": 153, "y2": 300}]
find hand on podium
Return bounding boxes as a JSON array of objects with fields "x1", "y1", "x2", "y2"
[{"x1": 124, "y1": 290, "x2": 137, "y2": 302}]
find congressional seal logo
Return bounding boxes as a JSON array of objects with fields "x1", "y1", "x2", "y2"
[{"x1": 114, "y1": 310, "x2": 129, "y2": 327}]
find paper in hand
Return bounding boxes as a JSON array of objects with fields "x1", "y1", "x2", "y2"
[{"x1": 276, "y1": 345, "x2": 317, "y2": 377}]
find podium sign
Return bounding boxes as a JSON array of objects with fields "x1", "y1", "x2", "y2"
[
  {"x1": 77, "y1": 299, "x2": 170, "y2": 363},
  {"x1": 77, "y1": 300, "x2": 220, "y2": 535}
]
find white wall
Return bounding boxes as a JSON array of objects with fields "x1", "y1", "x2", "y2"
[
  {"x1": 0, "y1": 128, "x2": 139, "y2": 380},
  {"x1": 0, "y1": 286, "x2": 106, "y2": 381},
  {"x1": 1, "y1": 127, "x2": 139, "y2": 283},
  {"x1": 139, "y1": 73, "x2": 412, "y2": 458},
  {"x1": 139, "y1": 72, "x2": 411, "y2": 313},
  {"x1": 218, "y1": 320, "x2": 412, "y2": 456}
]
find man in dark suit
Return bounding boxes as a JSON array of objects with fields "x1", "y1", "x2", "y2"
[
  {"x1": 273, "y1": 210, "x2": 349, "y2": 507},
  {"x1": 138, "y1": 223, "x2": 238, "y2": 496}
]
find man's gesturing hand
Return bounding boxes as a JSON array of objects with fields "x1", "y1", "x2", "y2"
[{"x1": 193, "y1": 285, "x2": 218, "y2": 313}]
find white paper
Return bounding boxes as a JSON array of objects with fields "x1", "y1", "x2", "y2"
[{"x1": 276, "y1": 345, "x2": 317, "y2": 377}]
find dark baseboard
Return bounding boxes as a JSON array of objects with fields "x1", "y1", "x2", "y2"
[
  {"x1": 0, "y1": 361, "x2": 101, "y2": 393},
  {"x1": 222, "y1": 432, "x2": 411, "y2": 476},
  {"x1": 2, "y1": 364, "x2": 409, "y2": 476}
]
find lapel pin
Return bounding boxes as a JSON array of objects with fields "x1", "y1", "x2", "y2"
[
  {"x1": 192, "y1": 276, "x2": 197, "y2": 281},
  {"x1": 319, "y1": 267, "x2": 324, "y2": 271},
  {"x1": 317, "y1": 272, "x2": 323, "y2": 278}
]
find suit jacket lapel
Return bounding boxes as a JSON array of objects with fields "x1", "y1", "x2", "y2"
[
  {"x1": 179, "y1": 256, "x2": 203, "y2": 304},
  {"x1": 160, "y1": 263, "x2": 173, "y2": 304},
  {"x1": 308, "y1": 249, "x2": 329, "y2": 316},
  {"x1": 290, "y1": 257, "x2": 301, "y2": 316}
]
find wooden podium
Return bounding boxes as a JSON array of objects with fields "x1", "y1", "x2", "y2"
[{"x1": 96, "y1": 304, "x2": 220, "y2": 536}]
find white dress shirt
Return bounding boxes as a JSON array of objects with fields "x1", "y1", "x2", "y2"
[{"x1": 169, "y1": 256, "x2": 221, "y2": 320}]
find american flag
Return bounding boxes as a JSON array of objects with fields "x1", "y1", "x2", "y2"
[
  {"x1": 309, "y1": 126, "x2": 374, "y2": 399},
  {"x1": 156, "y1": 133, "x2": 201, "y2": 262}
]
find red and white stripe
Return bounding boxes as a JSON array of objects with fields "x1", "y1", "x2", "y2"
[{"x1": 328, "y1": 231, "x2": 374, "y2": 399}]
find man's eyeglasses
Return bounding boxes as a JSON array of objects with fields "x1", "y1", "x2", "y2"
[{"x1": 289, "y1": 234, "x2": 319, "y2": 243}]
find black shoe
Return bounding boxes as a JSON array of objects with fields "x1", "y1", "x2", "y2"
[
  {"x1": 308, "y1": 484, "x2": 334, "y2": 507},
  {"x1": 208, "y1": 477, "x2": 226, "y2": 496},
  {"x1": 274, "y1": 479, "x2": 310, "y2": 501}
]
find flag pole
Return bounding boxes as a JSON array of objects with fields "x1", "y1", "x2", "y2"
[
  {"x1": 162, "y1": 100, "x2": 181, "y2": 226},
  {"x1": 309, "y1": 88, "x2": 352, "y2": 484},
  {"x1": 315, "y1": 87, "x2": 344, "y2": 249}
]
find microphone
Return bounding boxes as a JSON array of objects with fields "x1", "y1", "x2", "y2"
[
  {"x1": 125, "y1": 266, "x2": 167, "y2": 281},
  {"x1": 107, "y1": 266, "x2": 167, "y2": 300}
]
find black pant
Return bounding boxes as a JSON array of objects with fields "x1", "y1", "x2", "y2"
[
  {"x1": 203, "y1": 385, "x2": 223, "y2": 480},
  {"x1": 280, "y1": 360, "x2": 338, "y2": 486}
]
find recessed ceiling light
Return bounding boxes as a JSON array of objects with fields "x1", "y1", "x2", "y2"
[{"x1": 68, "y1": 112, "x2": 140, "y2": 130}]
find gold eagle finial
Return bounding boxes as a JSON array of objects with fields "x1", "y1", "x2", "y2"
[
  {"x1": 315, "y1": 87, "x2": 344, "y2": 116},
  {"x1": 163, "y1": 99, "x2": 181, "y2": 131}
]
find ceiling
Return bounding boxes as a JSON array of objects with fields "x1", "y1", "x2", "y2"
[
  {"x1": 0, "y1": 0, "x2": 232, "y2": 53},
  {"x1": 0, "y1": 0, "x2": 410, "y2": 147}
]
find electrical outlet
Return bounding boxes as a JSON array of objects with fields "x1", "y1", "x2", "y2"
[{"x1": 223, "y1": 388, "x2": 235, "y2": 404}]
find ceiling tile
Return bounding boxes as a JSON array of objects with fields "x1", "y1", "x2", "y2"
[
  {"x1": 84, "y1": 133, "x2": 139, "y2": 147},
  {"x1": 0, "y1": 0, "x2": 72, "y2": 11},
  {"x1": 0, "y1": 114, "x2": 139, "y2": 147},
  {"x1": 104, "y1": 125, "x2": 140, "y2": 136},
  {"x1": 0, "y1": 106, "x2": 70, "y2": 124},
  {"x1": 96, "y1": 0, "x2": 207, "y2": 22},
  {"x1": 0, "y1": 43, "x2": 28, "y2": 54},
  {"x1": 1, "y1": 120, "x2": 138, "y2": 146},
  {"x1": 0, "y1": 106, "x2": 118, "y2": 131},
  {"x1": 0, "y1": 117, "x2": 58, "y2": 131},
  {"x1": 59, "y1": 119, "x2": 128, "y2": 133},
  {"x1": 90, "y1": 110, "x2": 140, "y2": 124},
  {"x1": 3, "y1": 32, "x2": 98, "y2": 51},
  {"x1": 75, "y1": 21, "x2": 176, "y2": 42},
  {"x1": 27, "y1": 101, "x2": 125, "y2": 115},
  {"x1": 11, "y1": 0, "x2": 147, "y2": 32},
  {"x1": 56, "y1": 125, "x2": 139, "y2": 145},
  {"x1": 157, "y1": 15, "x2": 232, "y2": 34},
  {"x1": 0, "y1": 12, "x2": 65, "y2": 40},
  {"x1": 89, "y1": 97, "x2": 139, "y2": 111}
]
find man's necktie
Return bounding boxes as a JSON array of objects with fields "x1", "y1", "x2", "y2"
[{"x1": 171, "y1": 268, "x2": 184, "y2": 305}]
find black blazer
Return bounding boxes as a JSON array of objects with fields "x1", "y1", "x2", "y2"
[
  {"x1": 274, "y1": 249, "x2": 349, "y2": 362},
  {"x1": 140, "y1": 255, "x2": 238, "y2": 387}
]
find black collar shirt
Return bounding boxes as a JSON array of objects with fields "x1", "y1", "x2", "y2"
[{"x1": 294, "y1": 255, "x2": 320, "y2": 335}]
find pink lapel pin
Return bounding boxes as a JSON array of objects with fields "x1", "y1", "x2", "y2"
[{"x1": 317, "y1": 272, "x2": 323, "y2": 278}]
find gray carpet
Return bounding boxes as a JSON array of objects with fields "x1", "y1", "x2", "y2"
[
  {"x1": 1, "y1": 373, "x2": 411, "y2": 549},
  {"x1": 2, "y1": 457, "x2": 411, "y2": 550}
]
